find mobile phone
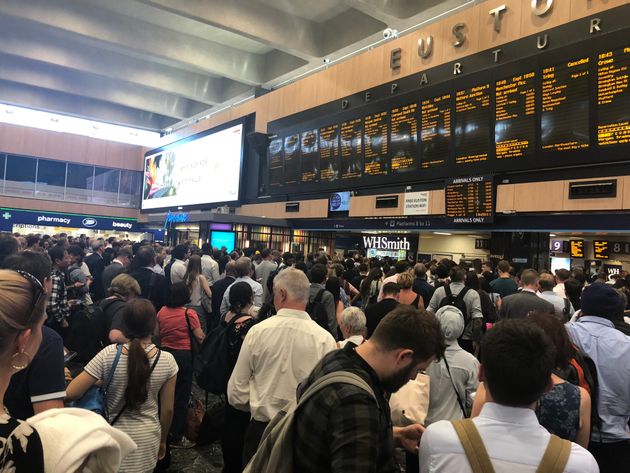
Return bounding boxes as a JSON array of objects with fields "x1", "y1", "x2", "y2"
[{"x1": 64, "y1": 351, "x2": 77, "y2": 365}]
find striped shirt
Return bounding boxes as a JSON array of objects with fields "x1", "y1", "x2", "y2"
[{"x1": 85, "y1": 344, "x2": 178, "y2": 473}]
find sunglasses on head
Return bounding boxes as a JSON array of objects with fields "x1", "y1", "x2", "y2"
[{"x1": 15, "y1": 270, "x2": 47, "y2": 323}]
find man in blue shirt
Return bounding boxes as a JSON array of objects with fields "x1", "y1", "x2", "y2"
[{"x1": 565, "y1": 282, "x2": 630, "y2": 473}]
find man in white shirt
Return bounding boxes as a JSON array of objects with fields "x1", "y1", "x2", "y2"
[
  {"x1": 200, "y1": 243, "x2": 220, "y2": 287},
  {"x1": 419, "y1": 319, "x2": 598, "y2": 473},
  {"x1": 227, "y1": 267, "x2": 336, "y2": 465},
  {"x1": 255, "y1": 249, "x2": 278, "y2": 302},
  {"x1": 553, "y1": 268, "x2": 570, "y2": 299},
  {"x1": 169, "y1": 244, "x2": 189, "y2": 284},
  {"x1": 538, "y1": 273, "x2": 574, "y2": 320},
  {"x1": 220, "y1": 257, "x2": 263, "y2": 316}
]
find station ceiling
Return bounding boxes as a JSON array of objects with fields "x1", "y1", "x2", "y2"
[{"x1": 0, "y1": 0, "x2": 473, "y2": 132}]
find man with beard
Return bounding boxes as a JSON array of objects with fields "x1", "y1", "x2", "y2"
[{"x1": 293, "y1": 305, "x2": 445, "y2": 472}]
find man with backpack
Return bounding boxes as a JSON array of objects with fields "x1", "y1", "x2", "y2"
[
  {"x1": 227, "y1": 268, "x2": 336, "y2": 466},
  {"x1": 281, "y1": 306, "x2": 444, "y2": 472},
  {"x1": 566, "y1": 283, "x2": 630, "y2": 473},
  {"x1": 307, "y1": 263, "x2": 337, "y2": 339},
  {"x1": 419, "y1": 319, "x2": 598, "y2": 473},
  {"x1": 427, "y1": 266, "x2": 483, "y2": 355}
]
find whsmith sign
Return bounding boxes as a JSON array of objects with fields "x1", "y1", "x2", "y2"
[{"x1": 0, "y1": 208, "x2": 140, "y2": 232}]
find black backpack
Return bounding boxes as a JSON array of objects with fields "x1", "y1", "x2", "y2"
[
  {"x1": 99, "y1": 298, "x2": 127, "y2": 346},
  {"x1": 438, "y1": 285, "x2": 471, "y2": 325},
  {"x1": 306, "y1": 289, "x2": 330, "y2": 332},
  {"x1": 65, "y1": 304, "x2": 106, "y2": 364},
  {"x1": 194, "y1": 315, "x2": 243, "y2": 394}
]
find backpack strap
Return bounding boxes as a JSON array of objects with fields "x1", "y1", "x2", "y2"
[
  {"x1": 451, "y1": 419, "x2": 495, "y2": 473},
  {"x1": 443, "y1": 356, "x2": 467, "y2": 418},
  {"x1": 444, "y1": 284, "x2": 453, "y2": 301},
  {"x1": 298, "y1": 371, "x2": 377, "y2": 407},
  {"x1": 536, "y1": 435, "x2": 571, "y2": 473},
  {"x1": 454, "y1": 286, "x2": 470, "y2": 304},
  {"x1": 102, "y1": 343, "x2": 123, "y2": 395}
]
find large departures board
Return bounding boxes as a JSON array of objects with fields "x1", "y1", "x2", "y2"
[{"x1": 265, "y1": 26, "x2": 630, "y2": 196}]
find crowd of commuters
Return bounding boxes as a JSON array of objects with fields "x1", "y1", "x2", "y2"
[{"x1": 0, "y1": 229, "x2": 628, "y2": 472}]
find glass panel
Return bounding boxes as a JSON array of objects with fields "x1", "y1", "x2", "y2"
[
  {"x1": 65, "y1": 163, "x2": 94, "y2": 203},
  {"x1": 118, "y1": 169, "x2": 142, "y2": 208},
  {"x1": 5, "y1": 155, "x2": 36, "y2": 197},
  {"x1": 35, "y1": 159, "x2": 66, "y2": 200},
  {"x1": 93, "y1": 167, "x2": 119, "y2": 206}
]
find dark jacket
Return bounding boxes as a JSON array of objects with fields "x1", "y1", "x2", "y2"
[
  {"x1": 85, "y1": 252, "x2": 105, "y2": 302},
  {"x1": 499, "y1": 290, "x2": 554, "y2": 320},
  {"x1": 129, "y1": 267, "x2": 169, "y2": 312},
  {"x1": 365, "y1": 298, "x2": 399, "y2": 338}
]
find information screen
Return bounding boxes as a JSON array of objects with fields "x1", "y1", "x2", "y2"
[
  {"x1": 142, "y1": 123, "x2": 244, "y2": 211},
  {"x1": 454, "y1": 84, "x2": 491, "y2": 164},
  {"x1": 283, "y1": 134, "x2": 300, "y2": 185},
  {"x1": 300, "y1": 129, "x2": 319, "y2": 183},
  {"x1": 211, "y1": 231, "x2": 235, "y2": 252},
  {"x1": 445, "y1": 175, "x2": 494, "y2": 223},
  {"x1": 594, "y1": 240, "x2": 610, "y2": 259},
  {"x1": 319, "y1": 124, "x2": 340, "y2": 182},
  {"x1": 421, "y1": 94, "x2": 451, "y2": 169},
  {"x1": 267, "y1": 137, "x2": 284, "y2": 188},
  {"x1": 363, "y1": 111, "x2": 388, "y2": 176},
  {"x1": 597, "y1": 47, "x2": 630, "y2": 146},
  {"x1": 390, "y1": 103, "x2": 419, "y2": 173},
  {"x1": 542, "y1": 57, "x2": 590, "y2": 151},
  {"x1": 495, "y1": 72, "x2": 536, "y2": 159},
  {"x1": 340, "y1": 118, "x2": 363, "y2": 179},
  {"x1": 570, "y1": 239, "x2": 585, "y2": 258}
]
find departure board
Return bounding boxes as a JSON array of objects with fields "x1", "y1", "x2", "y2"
[
  {"x1": 319, "y1": 124, "x2": 340, "y2": 182},
  {"x1": 542, "y1": 57, "x2": 590, "y2": 151},
  {"x1": 300, "y1": 129, "x2": 319, "y2": 183},
  {"x1": 454, "y1": 85, "x2": 491, "y2": 164},
  {"x1": 283, "y1": 134, "x2": 300, "y2": 185},
  {"x1": 391, "y1": 103, "x2": 419, "y2": 173},
  {"x1": 495, "y1": 72, "x2": 536, "y2": 159},
  {"x1": 268, "y1": 137, "x2": 284, "y2": 188},
  {"x1": 340, "y1": 118, "x2": 363, "y2": 179},
  {"x1": 364, "y1": 111, "x2": 388, "y2": 176},
  {"x1": 570, "y1": 239, "x2": 585, "y2": 258},
  {"x1": 420, "y1": 94, "x2": 451, "y2": 169},
  {"x1": 445, "y1": 175, "x2": 494, "y2": 223},
  {"x1": 597, "y1": 47, "x2": 630, "y2": 146},
  {"x1": 594, "y1": 240, "x2": 610, "y2": 259}
]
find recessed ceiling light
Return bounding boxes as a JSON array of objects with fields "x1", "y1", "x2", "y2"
[{"x1": 434, "y1": 232, "x2": 452, "y2": 236}]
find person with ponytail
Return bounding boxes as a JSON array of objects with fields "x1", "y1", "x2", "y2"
[
  {"x1": 68, "y1": 298, "x2": 178, "y2": 473},
  {"x1": 222, "y1": 281, "x2": 258, "y2": 473}
]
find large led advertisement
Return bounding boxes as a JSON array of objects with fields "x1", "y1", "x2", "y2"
[{"x1": 142, "y1": 122, "x2": 244, "y2": 211}]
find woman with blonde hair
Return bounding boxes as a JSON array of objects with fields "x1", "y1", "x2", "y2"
[
  {"x1": 397, "y1": 271, "x2": 424, "y2": 309},
  {"x1": 0, "y1": 268, "x2": 135, "y2": 471}
]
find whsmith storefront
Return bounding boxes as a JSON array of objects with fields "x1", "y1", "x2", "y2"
[{"x1": 0, "y1": 208, "x2": 146, "y2": 240}]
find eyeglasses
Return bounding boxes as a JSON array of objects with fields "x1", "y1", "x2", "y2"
[{"x1": 15, "y1": 270, "x2": 47, "y2": 323}]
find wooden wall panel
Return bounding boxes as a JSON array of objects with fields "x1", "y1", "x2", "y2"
[
  {"x1": 236, "y1": 199, "x2": 328, "y2": 219},
  {"x1": 441, "y1": 5, "x2": 482, "y2": 63},
  {"x1": 0, "y1": 196, "x2": 138, "y2": 219},
  {"x1": 409, "y1": 20, "x2": 445, "y2": 73},
  {"x1": 622, "y1": 175, "x2": 630, "y2": 209},
  {"x1": 478, "y1": 0, "x2": 524, "y2": 51},
  {"x1": 495, "y1": 184, "x2": 516, "y2": 212},
  {"x1": 570, "y1": 0, "x2": 627, "y2": 19},
  {"x1": 513, "y1": 181, "x2": 564, "y2": 211},
  {"x1": 349, "y1": 193, "x2": 404, "y2": 217},
  {"x1": 429, "y1": 189, "x2": 445, "y2": 215}
]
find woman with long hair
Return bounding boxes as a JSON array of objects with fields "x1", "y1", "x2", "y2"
[
  {"x1": 156, "y1": 283, "x2": 204, "y2": 449},
  {"x1": 359, "y1": 267, "x2": 383, "y2": 310},
  {"x1": 68, "y1": 298, "x2": 178, "y2": 472},
  {"x1": 222, "y1": 282, "x2": 258, "y2": 472},
  {"x1": 184, "y1": 255, "x2": 212, "y2": 329}
]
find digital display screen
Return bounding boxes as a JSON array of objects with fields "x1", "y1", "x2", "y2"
[
  {"x1": 300, "y1": 129, "x2": 319, "y2": 183},
  {"x1": 570, "y1": 240, "x2": 585, "y2": 258},
  {"x1": 542, "y1": 57, "x2": 590, "y2": 151},
  {"x1": 329, "y1": 191, "x2": 351, "y2": 212},
  {"x1": 211, "y1": 231, "x2": 235, "y2": 252},
  {"x1": 597, "y1": 47, "x2": 630, "y2": 146},
  {"x1": 363, "y1": 111, "x2": 388, "y2": 176},
  {"x1": 421, "y1": 94, "x2": 451, "y2": 169},
  {"x1": 495, "y1": 72, "x2": 536, "y2": 159},
  {"x1": 445, "y1": 175, "x2": 494, "y2": 223},
  {"x1": 454, "y1": 84, "x2": 490, "y2": 164},
  {"x1": 142, "y1": 123, "x2": 244, "y2": 211},
  {"x1": 340, "y1": 118, "x2": 363, "y2": 179},
  {"x1": 283, "y1": 134, "x2": 300, "y2": 185},
  {"x1": 319, "y1": 124, "x2": 340, "y2": 182},
  {"x1": 594, "y1": 240, "x2": 610, "y2": 259},
  {"x1": 390, "y1": 103, "x2": 419, "y2": 173},
  {"x1": 551, "y1": 257, "x2": 572, "y2": 272},
  {"x1": 268, "y1": 137, "x2": 284, "y2": 188}
]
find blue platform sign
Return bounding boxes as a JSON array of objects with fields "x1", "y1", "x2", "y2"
[{"x1": 0, "y1": 208, "x2": 140, "y2": 232}]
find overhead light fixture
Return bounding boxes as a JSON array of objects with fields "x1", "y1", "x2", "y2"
[
  {"x1": 467, "y1": 234, "x2": 482, "y2": 238},
  {"x1": 434, "y1": 232, "x2": 452, "y2": 236},
  {"x1": 550, "y1": 233, "x2": 557, "y2": 237}
]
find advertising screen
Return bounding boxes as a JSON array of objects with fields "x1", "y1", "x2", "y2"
[
  {"x1": 551, "y1": 257, "x2": 571, "y2": 272},
  {"x1": 211, "y1": 231, "x2": 236, "y2": 252},
  {"x1": 141, "y1": 123, "x2": 244, "y2": 211},
  {"x1": 329, "y1": 191, "x2": 351, "y2": 212}
]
